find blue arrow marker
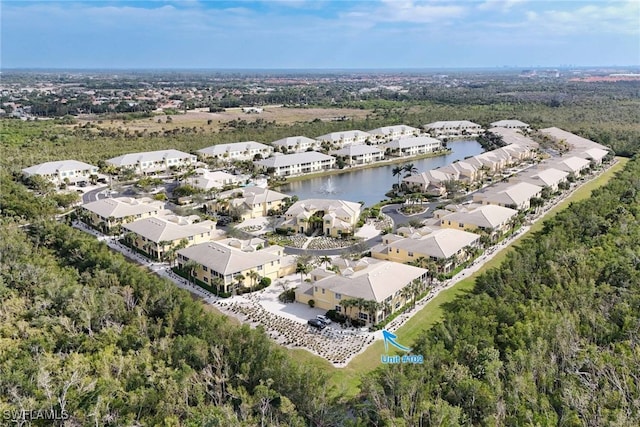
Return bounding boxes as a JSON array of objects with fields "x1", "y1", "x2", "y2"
[{"x1": 382, "y1": 329, "x2": 412, "y2": 353}]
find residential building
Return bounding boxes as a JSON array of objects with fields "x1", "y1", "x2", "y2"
[
  {"x1": 330, "y1": 145, "x2": 385, "y2": 165},
  {"x1": 295, "y1": 257, "x2": 428, "y2": 325},
  {"x1": 281, "y1": 199, "x2": 362, "y2": 237},
  {"x1": 515, "y1": 167, "x2": 568, "y2": 191},
  {"x1": 22, "y1": 160, "x2": 99, "y2": 185},
  {"x1": 382, "y1": 136, "x2": 442, "y2": 157},
  {"x1": 254, "y1": 152, "x2": 335, "y2": 177},
  {"x1": 489, "y1": 127, "x2": 539, "y2": 149},
  {"x1": 371, "y1": 228, "x2": 481, "y2": 272},
  {"x1": 81, "y1": 197, "x2": 167, "y2": 233},
  {"x1": 209, "y1": 186, "x2": 289, "y2": 220},
  {"x1": 106, "y1": 149, "x2": 197, "y2": 175},
  {"x1": 539, "y1": 127, "x2": 609, "y2": 152},
  {"x1": 315, "y1": 130, "x2": 371, "y2": 148},
  {"x1": 490, "y1": 120, "x2": 530, "y2": 130},
  {"x1": 270, "y1": 136, "x2": 319, "y2": 153},
  {"x1": 367, "y1": 125, "x2": 419, "y2": 143},
  {"x1": 402, "y1": 169, "x2": 454, "y2": 195},
  {"x1": 424, "y1": 121, "x2": 483, "y2": 137},
  {"x1": 436, "y1": 160, "x2": 478, "y2": 184},
  {"x1": 197, "y1": 141, "x2": 273, "y2": 162},
  {"x1": 473, "y1": 181, "x2": 543, "y2": 210},
  {"x1": 177, "y1": 239, "x2": 287, "y2": 293},
  {"x1": 549, "y1": 156, "x2": 591, "y2": 175},
  {"x1": 438, "y1": 204, "x2": 518, "y2": 237},
  {"x1": 186, "y1": 169, "x2": 241, "y2": 191},
  {"x1": 122, "y1": 215, "x2": 217, "y2": 260},
  {"x1": 580, "y1": 148, "x2": 609, "y2": 165}
]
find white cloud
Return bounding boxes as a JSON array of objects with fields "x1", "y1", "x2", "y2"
[
  {"x1": 340, "y1": 0, "x2": 467, "y2": 25},
  {"x1": 477, "y1": 0, "x2": 527, "y2": 12}
]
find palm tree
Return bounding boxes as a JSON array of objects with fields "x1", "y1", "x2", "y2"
[
  {"x1": 183, "y1": 260, "x2": 200, "y2": 286},
  {"x1": 234, "y1": 273, "x2": 246, "y2": 293},
  {"x1": 247, "y1": 270, "x2": 260, "y2": 292},
  {"x1": 403, "y1": 163, "x2": 418, "y2": 176},
  {"x1": 392, "y1": 165, "x2": 404, "y2": 189},
  {"x1": 318, "y1": 255, "x2": 331, "y2": 269}
]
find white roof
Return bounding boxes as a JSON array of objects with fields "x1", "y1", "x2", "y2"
[
  {"x1": 441, "y1": 204, "x2": 518, "y2": 229},
  {"x1": 82, "y1": 197, "x2": 166, "y2": 219},
  {"x1": 539, "y1": 127, "x2": 609, "y2": 151},
  {"x1": 187, "y1": 170, "x2": 239, "y2": 190},
  {"x1": 488, "y1": 127, "x2": 538, "y2": 149},
  {"x1": 581, "y1": 148, "x2": 609, "y2": 162},
  {"x1": 477, "y1": 182, "x2": 542, "y2": 206},
  {"x1": 551, "y1": 156, "x2": 591, "y2": 173},
  {"x1": 270, "y1": 136, "x2": 317, "y2": 148},
  {"x1": 383, "y1": 136, "x2": 442, "y2": 149},
  {"x1": 123, "y1": 216, "x2": 215, "y2": 243},
  {"x1": 425, "y1": 120, "x2": 481, "y2": 129},
  {"x1": 178, "y1": 241, "x2": 282, "y2": 275},
  {"x1": 316, "y1": 130, "x2": 371, "y2": 142},
  {"x1": 517, "y1": 168, "x2": 568, "y2": 187},
  {"x1": 286, "y1": 198, "x2": 361, "y2": 220},
  {"x1": 107, "y1": 149, "x2": 194, "y2": 167},
  {"x1": 384, "y1": 228, "x2": 481, "y2": 259},
  {"x1": 219, "y1": 186, "x2": 289, "y2": 206},
  {"x1": 490, "y1": 119, "x2": 530, "y2": 128},
  {"x1": 312, "y1": 257, "x2": 427, "y2": 302},
  {"x1": 367, "y1": 125, "x2": 418, "y2": 136},
  {"x1": 22, "y1": 160, "x2": 98, "y2": 176},
  {"x1": 331, "y1": 145, "x2": 384, "y2": 156},
  {"x1": 197, "y1": 141, "x2": 270, "y2": 156},
  {"x1": 255, "y1": 152, "x2": 334, "y2": 168}
]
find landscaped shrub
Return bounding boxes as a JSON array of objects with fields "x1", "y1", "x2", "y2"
[
  {"x1": 308, "y1": 299, "x2": 315, "y2": 308},
  {"x1": 278, "y1": 289, "x2": 296, "y2": 303}
]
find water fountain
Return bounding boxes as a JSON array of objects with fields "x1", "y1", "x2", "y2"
[{"x1": 323, "y1": 176, "x2": 337, "y2": 194}]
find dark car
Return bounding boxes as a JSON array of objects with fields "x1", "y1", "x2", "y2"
[{"x1": 307, "y1": 318, "x2": 326, "y2": 330}]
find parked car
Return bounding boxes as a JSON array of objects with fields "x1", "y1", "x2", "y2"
[
  {"x1": 307, "y1": 318, "x2": 326, "y2": 330},
  {"x1": 77, "y1": 180, "x2": 88, "y2": 187},
  {"x1": 97, "y1": 178, "x2": 108, "y2": 184},
  {"x1": 316, "y1": 315, "x2": 332, "y2": 325}
]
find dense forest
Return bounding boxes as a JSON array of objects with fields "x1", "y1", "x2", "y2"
[
  {"x1": 1, "y1": 155, "x2": 639, "y2": 424},
  {"x1": 355, "y1": 158, "x2": 640, "y2": 425}
]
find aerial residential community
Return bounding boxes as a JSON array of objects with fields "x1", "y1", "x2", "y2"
[
  {"x1": 2, "y1": 0, "x2": 639, "y2": 424},
  {"x1": 17, "y1": 114, "x2": 616, "y2": 366}
]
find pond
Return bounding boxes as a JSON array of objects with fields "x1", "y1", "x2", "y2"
[{"x1": 280, "y1": 139, "x2": 484, "y2": 206}]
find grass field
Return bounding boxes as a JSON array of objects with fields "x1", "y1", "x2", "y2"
[
  {"x1": 288, "y1": 157, "x2": 629, "y2": 398},
  {"x1": 77, "y1": 106, "x2": 372, "y2": 134}
]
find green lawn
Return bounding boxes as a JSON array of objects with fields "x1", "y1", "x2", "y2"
[{"x1": 289, "y1": 158, "x2": 629, "y2": 398}]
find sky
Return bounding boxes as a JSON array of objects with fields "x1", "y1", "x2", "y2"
[{"x1": 2, "y1": 0, "x2": 639, "y2": 69}]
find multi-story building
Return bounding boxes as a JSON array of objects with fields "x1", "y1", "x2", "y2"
[
  {"x1": 209, "y1": 186, "x2": 289, "y2": 220},
  {"x1": 438, "y1": 204, "x2": 518, "y2": 237},
  {"x1": 295, "y1": 257, "x2": 428, "y2": 325},
  {"x1": 22, "y1": 160, "x2": 99, "y2": 185},
  {"x1": 424, "y1": 121, "x2": 483, "y2": 137},
  {"x1": 473, "y1": 182, "x2": 543, "y2": 210},
  {"x1": 254, "y1": 152, "x2": 335, "y2": 177},
  {"x1": 197, "y1": 141, "x2": 273, "y2": 162},
  {"x1": 177, "y1": 239, "x2": 289, "y2": 293},
  {"x1": 367, "y1": 125, "x2": 419, "y2": 143},
  {"x1": 315, "y1": 130, "x2": 371, "y2": 148},
  {"x1": 371, "y1": 228, "x2": 481, "y2": 273},
  {"x1": 281, "y1": 199, "x2": 362, "y2": 237},
  {"x1": 106, "y1": 150, "x2": 197, "y2": 175},
  {"x1": 330, "y1": 145, "x2": 385, "y2": 165},
  {"x1": 122, "y1": 215, "x2": 217, "y2": 260},
  {"x1": 80, "y1": 197, "x2": 167, "y2": 233},
  {"x1": 382, "y1": 136, "x2": 442, "y2": 157},
  {"x1": 270, "y1": 136, "x2": 319, "y2": 153}
]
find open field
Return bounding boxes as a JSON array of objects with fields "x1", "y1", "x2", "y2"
[
  {"x1": 76, "y1": 106, "x2": 373, "y2": 134},
  {"x1": 289, "y1": 157, "x2": 629, "y2": 398}
]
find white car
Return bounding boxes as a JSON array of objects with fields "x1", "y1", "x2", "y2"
[{"x1": 316, "y1": 315, "x2": 331, "y2": 325}]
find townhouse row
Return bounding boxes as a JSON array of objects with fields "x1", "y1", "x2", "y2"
[{"x1": 22, "y1": 120, "x2": 502, "y2": 184}]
